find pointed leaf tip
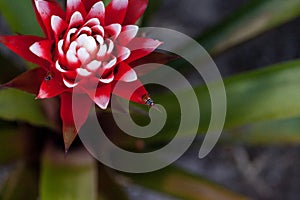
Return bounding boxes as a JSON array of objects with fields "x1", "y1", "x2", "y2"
[{"x1": 63, "y1": 125, "x2": 78, "y2": 152}]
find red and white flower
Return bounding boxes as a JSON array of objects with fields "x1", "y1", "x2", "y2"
[{"x1": 0, "y1": 0, "x2": 163, "y2": 150}]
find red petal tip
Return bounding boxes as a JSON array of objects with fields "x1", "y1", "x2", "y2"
[{"x1": 36, "y1": 90, "x2": 47, "y2": 99}]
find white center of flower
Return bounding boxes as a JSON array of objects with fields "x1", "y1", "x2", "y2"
[
  {"x1": 48, "y1": 11, "x2": 139, "y2": 88},
  {"x1": 55, "y1": 17, "x2": 125, "y2": 87}
]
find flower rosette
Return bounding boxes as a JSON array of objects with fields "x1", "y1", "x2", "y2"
[{"x1": 0, "y1": 0, "x2": 168, "y2": 150}]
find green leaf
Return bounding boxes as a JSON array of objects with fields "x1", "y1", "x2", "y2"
[
  {"x1": 0, "y1": 0, "x2": 42, "y2": 36},
  {"x1": 222, "y1": 60, "x2": 300, "y2": 129},
  {"x1": 132, "y1": 59, "x2": 300, "y2": 143},
  {"x1": 189, "y1": 59, "x2": 300, "y2": 131},
  {"x1": 227, "y1": 117, "x2": 300, "y2": 145},
  {"x1": 125, "y1": 166, "x2": 247, "y2": 200},
  {"x1": 102, "y1": 0, "x2": 111, "y2": 6},
  {"x1": 92, "y1": 60, "x2": 300, "y2": 147},
  {"x1": 198, "y1": 0, "x2": 300, "y2": 55},
  {"x1": 0, "y1": 88, "x2": 49, "y2": 127},
  {"x1": 40, "y1": 145, "x2": 97, "y2": 200}
]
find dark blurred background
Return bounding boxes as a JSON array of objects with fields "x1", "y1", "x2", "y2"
[{"x1": 125, "y1": 0, "x2": 300, "y2": 199}]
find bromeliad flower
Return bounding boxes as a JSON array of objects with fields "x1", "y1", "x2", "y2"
[{"x1": 0, "y1": 0, "x2": 163, "y2": 150}]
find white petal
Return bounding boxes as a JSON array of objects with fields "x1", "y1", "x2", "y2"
[
  {"x1": 117, "y1": 46, "x2": 130, "y2": 61},
  {"x1": 51, "y1": 15, "x2": 65, "y2": 35},
  {"x1": 86, "y1": 60, "x2": 102, "y2": 71},
  {"x1": 96, "y1": 35, "x2": 104, "y2": 45},
  {"x1": 97, "y1": 44, "x2": 107, "y2": 58},
  {"x1": 63, "y1": 79, "x2": 78, "y2": 88},
  {"x1": 77, "y1": 68, "x2": 92, "y2": 77},
  {"x1": 76, "y1": 26, "x2": 92, "y2": 37},
  {"x1": 96, "y1": 95, "x2": 110, "y2": 109},
  {"x1": 65, "y1": 28, "x2": 77, "y2": 48},
  {"x1": 105, "y1": 23, "x2": 122, "y2": 39},
  {"x1": 107, "y1": 39, "x2": 114, "y2": 54},
  {"x1": 77, "y1": 34, "x2": 97, "y2": 54},
  {"x1": 104, "y1": 57, "x2": 117, "y2": 69},
  {"x1": 110, "y1": 0, "x2": 127, "y2": 10},
  {"x1": 29, "y1": 42, "x2": 42, "y2": 57},
  {"x1": 66, "y1": 50, "x2": 78, "y2": 64},
  {"x1": 77, "y1": 47, "x2": 90, "y2": 64},
  {"x1": 29, "y1": 40, "x2": 52, "y2": 61},
  {"x1": 119, "y1": 25, "x2": 139, "y2": 45},
  {"x1": 58, "y1": 40, "x2": 64, "y2": 56},
  {"x1": 99, "y1": 73, "x2": 114, "y2": 84},
  {"x1": 69, "y1": 41, "x2": 78, "y2": 53},
  {"x1": 92, "y1": 25, "x2": 104, "y2": 36},
  {"x1": 120, "y1": 68, "x2": 137, "y2": 82},
  {"x1": 69, "y1": 11, "x2": 84, "y2": 27},
  {"x1": 56, "y1": 61, "x2": 67, "y2": 73},
  {"x1": 84, "y1": 18, "x2": 100, "y2": 27},
  {"x1": 76, "y1": 34, "x2": 88, "y2": 46},
  {"x1": 85, "y1": 36, "x2": 97, "y2": 53},
  {"x1": 86, "y1": 1, "x2": 105, "y2": 24}
]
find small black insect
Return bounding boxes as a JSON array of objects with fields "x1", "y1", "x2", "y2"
[
  {"x1": 142, "y1": 94, "x2": 154, "y2": 107},
  {"x1": 45, "y1": 72, "x2": 53, "y2": 81}
]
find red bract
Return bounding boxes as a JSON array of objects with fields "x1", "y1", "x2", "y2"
[{"x1": 0, "y1": 0, "x2": 163, "y2": 151}]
